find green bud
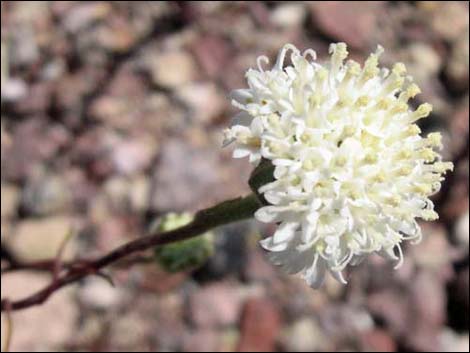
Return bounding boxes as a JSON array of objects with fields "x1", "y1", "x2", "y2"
[{"x1": 152, "y1": 213, "x2": 214, "y2": 273}]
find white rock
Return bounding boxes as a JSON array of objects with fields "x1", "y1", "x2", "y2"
[
  {"x1": 281, "y1": 318, "x2": 327, "y2": 352},
  {"x1": 455, "y1": 210, "x2": 469, "y2": 248},
  {"x1": 271, "y1": 4, "x2": 307, "y2": 29},
  {"x1": 150, "y1": 51, "x2": 197, "y2": 88},
  {"x1": 79, "y1": 277, "x2": 126, "y2": 309}
]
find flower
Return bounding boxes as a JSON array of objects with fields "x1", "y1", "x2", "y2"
[{"x1": 224, "y1": 43, "x2": 453, "y2": 288}]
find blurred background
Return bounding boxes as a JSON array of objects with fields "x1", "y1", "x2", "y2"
[{"x1": 0, "y1": 1, "x2": 468, "y2": 352}]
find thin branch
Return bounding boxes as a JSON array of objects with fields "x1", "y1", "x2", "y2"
[
  {"x1": 1, "y1": 194, "x2": 260, "y2": 312},
  {"x1": 53, "y1": 228, "x2": 76, "y2": 280}
]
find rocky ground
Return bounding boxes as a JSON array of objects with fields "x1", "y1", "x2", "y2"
[{"x1": 1, "y1": 1, "x2": 469, "y2": 352}]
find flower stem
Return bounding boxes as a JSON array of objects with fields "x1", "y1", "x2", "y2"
[{"x1": 1, "y1": 194, "x2": 261, "y2": 312}]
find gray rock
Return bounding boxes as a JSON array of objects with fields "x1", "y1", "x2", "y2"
[{"x1": 21, "y1": 173, "x2": 72, "y2": 216}]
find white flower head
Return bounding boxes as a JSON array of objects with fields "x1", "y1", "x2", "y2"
[{"x1": 225, "y1": 43, "x2": 453, "y2": 288}]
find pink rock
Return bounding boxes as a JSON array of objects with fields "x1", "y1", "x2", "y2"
[
  {"x1": 238, "y1": 298, "x2": 282, "y2": 352},
  {"x1": 191, "y1": 35, "x2": 233, "y2": 78},
  {"x1": 188, "y1": 283, "x2": 243, "y2": 328},
  {"x1": 310, "y1": 2, "x2": 383, "y2": 50},
  {"x1": 359, "y1": 329, "x2": 397, "y2": 352}
]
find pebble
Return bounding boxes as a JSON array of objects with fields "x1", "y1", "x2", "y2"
[
  {"x1": 0, "y1": 183, "x2": 20, "y2": 219},
  {"x1": 238, "y1": 297, "x2": 282, "y2": 352},
  {"x1": 149, "y1": 51, "x2": 197, "y2": 88},
  {"x1": 8, "y1": 216, "x2": 76, "y2": 261},
  {"x1": 280, "y1": 318, "x2": 327, "y2": 352},
  {"x1": 270, "y1": 4, "x2": 307, "y2": 29},
  {"x1": 21, "y1": 173, "x2": 72, "y2": 216},
  {"x1": 188, "y1": 282, "x2": 244, "y2": 328}
]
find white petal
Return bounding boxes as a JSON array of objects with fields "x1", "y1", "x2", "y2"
[
  {"x1": 330, "y1": 269, "x2": 348, "y2": 284},
  {"x1": 273, "y1": 222, "x2": 298, "y2": 244},
  {"x1": 304, "y1": 256, "x2": 326, "y2": 289},
  {"x1": 231, "y1": 111, "x2": 252, "y2": 127},
  {"x1": 255, "y1": 206, "x2": 283, "y2": 223},
  {"x1": 230, "y1": 89, "x2": 253, "y2": 104},
  {"x1": 260, "y1": 237, "x2": 289, "y2": 252},
  {"x1": 233, "y1": 148, "x2": 251, "y2": 159}
]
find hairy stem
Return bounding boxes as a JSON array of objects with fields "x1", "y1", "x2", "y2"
[{"x1": 1, "y1": 194, "x2": 261, "y2": 312}]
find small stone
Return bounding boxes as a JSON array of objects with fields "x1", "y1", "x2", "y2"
[
  {"x1": 445, "y1": 31, "x2": 469, "y2": 93},
  {"x1": 13, "y1": 82, "x2": 53, "y2": 115},
  {"x1": 95, "y1": 23, "x2": 138, "y2": 53},
  {"x1": 78, "y1": 277, "x2": 126, "y2": 310},
  {"x1": 3, "y1": 119, "x2": 70, "y2": 182},
  {"x1": 439, "y1": 329, "x2": 470, "y2": 352},
  {"x1": 108, "y1": 311, "x2": 151, "y2": 351},
  {"x1": 448, "y1": 104, "x2": 469, "y2": 157},
  {"x1": 243, "y1": 249, "x2": 277, "y2": 283},
  {"x1": 0, "y1": 78, "x2": 28, "y2": 102},
  {"x1": 271, "y1": 4, "x2": 307, "y2": 29},
  {"x1": 319, "y1": 305, "x2": 374, "y2": 338},
  {"x1": 62, "y1": 2, "x2": 111, "y2": 33},
  {"x1": 368, "y1": 290, "x2": 409, "y2": 337},
  {"x1": 88, "y1": 96, "x2": 132, "y2": 124},
  {"x1": 139, "y1": 263, "x2": 188, "y2": 294},
  {"x1": 188, "y1": 282, "x2": 243, "y2": 328},
  {"x1": 280, "y1": 318, "x2": 326, "y2": 352},
  {"x1": 1, "y1": 272, "x2": 78, "y2": 351},
  {"x1": 406, "y1": 271, "x2": 446, "y2": 351},
  {"x1": 1, "y1": 219, "x2": 13, "y2": 242},
  {"x1": 129, "y1": 175, "x2": 151, "y2": 213},
  {"x1": 0, "y1": 184, "x2": 20, "y2": 219},
  {"x1": 181, "y1": 329, "x2": 220, "y2": 352},
  {"x1": 427, "y1": 2, "x2": 469, "y2": 42},
  {"x1": 176, "y1": 82, "x2": 226, "y2": 124},
  {"x1": 111, "y1": 138, "x2": 157, "y2": 176},
  {"x1": 150, "y1": 139, "x2": 222, "y2": 211},
  {"x1": 238, "y1": 297, "x2": 282, "y2": 352},
  {"x1": 191, "y1": 35, "x2": 233, "y2": 78},
  {"x1": 455, "y1": 210, "x2": 469, "y2": 248},
  {"x1": 8, "y1": 216, "x2": 76, "y2": 261},
  {"x1": 21, "y1": 173, "x2": 72, "y2": 216},
  {"x1": 403, "y1": 43, "x2": 442, "y2": 83},
  {"x1": 219, "y1": 328, "x2": 240, "y2": 352},
  {"x1": 411, "y1": 223, "x2": 453, "y2": 271},
  {"x1": 149, "y1": 51, "x2": 197, "y2": 88},
  {"x1": 103, "y1": 177, "x2": 130, "y2": 211},
  {"x1": 310, "y1": 2, "x2": 383, "y2": 50},
  {"x1": 9, "y1": 26, "x2": 40, "y2": 67},
  {"x1": 359, "y1": 329, "x2": 397, "y2": 352}
]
